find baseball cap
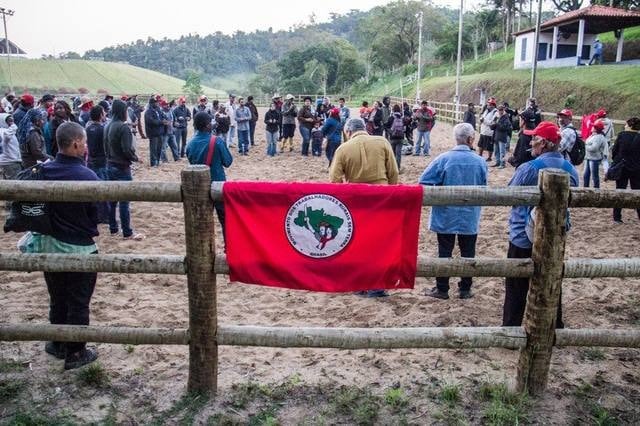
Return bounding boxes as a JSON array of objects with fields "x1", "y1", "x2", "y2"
[
  {"x1": 285, "y1": 94, "x2": 294, "y2": 100},
  {"x1": 592, "y1": 119, "x2": 605, "y2": 132},
  {"x1": 199, "y1": 95, "x2": 207, "y2": 101},
  {"x1": 21, "y1": 94, "x2": 35, "y2": 105},
  {"x1": 596, "y1": 108, "x2": 607, "y2": 118},
  {"x1": 272, "y1": 93, "x2": 281, "y2": 99},
  {"x1": 80, "y1": 95, "x2": 93, "y2": 106},
  {"x1": 523, "y1": 121, "x2": 560, "y2": 144},
  {"x1": 557, "y1": 108, "x2": 573, "y2": 118}
]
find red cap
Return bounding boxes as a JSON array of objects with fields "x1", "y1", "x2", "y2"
[
  {"x1": 596, "y1": 108, "x2": 607, "y2": 118},
  {"x1": 21, "y1": 94, "x2": 35, "y2": 105},
  {"x1": 120, "y1": 95, "x2": 129, "y2": 101},
  {"x1": 329, "y1": 107, "x2": 340, "y2": 118},
  {"x1": 523, "y1": 121, "x2": 560, "y2": 144},
  {"x1": 592, "y1": 119, "x2": 605, "y2": 132},
  {"x1": 557, "y1": 109, "x2": 573, "y2": 118}
]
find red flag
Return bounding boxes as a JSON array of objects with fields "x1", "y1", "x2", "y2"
[{"x1": 223, "y1": 182, "x2": 423, "y2": 293}]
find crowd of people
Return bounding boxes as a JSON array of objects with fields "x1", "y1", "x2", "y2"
[{"x1": 1, "y1": 88, "x2": 639, "y2": 371}]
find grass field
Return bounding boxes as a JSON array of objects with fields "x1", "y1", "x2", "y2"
[{"x1": 0, "y1": 58, "x2": 225, "y2": 96}]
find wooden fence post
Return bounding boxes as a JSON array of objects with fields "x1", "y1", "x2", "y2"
[
  {"x1": 516, "y1": 169, "x2": 570, "y2": 395},
  {"x1": 182, "y1": 165, "x2": 217, "y2": 395}
]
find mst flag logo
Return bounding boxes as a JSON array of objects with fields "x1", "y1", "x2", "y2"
[{"x1": 285, "y1": 194, "x2": 353, "y2": 258}]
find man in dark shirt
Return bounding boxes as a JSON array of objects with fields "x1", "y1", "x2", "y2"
[
  {"x1": 144, "y1": 97, "x2": 166, "y2": 167},
  {"x1": 173, "y1": 97, "x2": 191, "y2": 158},
  {"x1": 85, "y1": 105, "x2": 107, "y2": 179},
  {"x1": 37, "y1": 122, "x2": 103, "y2": 369},
  {"x1": 247, "y1": 96, "x2": 259, "y2": 147},
  {"x1": 105, "y1": 100, "x2": 144, "y2": 240}
]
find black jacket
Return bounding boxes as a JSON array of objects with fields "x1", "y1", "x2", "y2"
[
  {"x1": 612, "y1": 130, "x2": 640, "y2": 175},
  {"x1": 42, "y1": 154, "x2": 101, "y2": 245},
  {"x1": 105, "y1": 100, "x2": 138, "y2": 168},
  {"x1": 173, "y1": 105, "x2": 191, "y2": 129},
  {"x1": 86, "y1": 121, "x2": 106, "y2": 169},
  {"x1": 463, "y1": 110, "x2": 476, "y2": 129},
  {"x1": 264, "y1": 109, "x2": 281, "y2": 133},
  {"x1": 144, "y1": 104, "x2": 164, "y2": 138}
]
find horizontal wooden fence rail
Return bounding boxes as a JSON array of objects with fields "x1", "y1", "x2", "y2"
[
  {"x1": 0, "y1": 181, "x2": 183, "y2": 202},
  {"x1": 2, "y1": 181, "x2": 638, "y2": 209},
  {"x1": 0, "y1": 253, "x2": 186, "y2": 275},
  {"x1": 3, "y1": 253, "x2": 640, "y2": 278},
  {"x1": 2, "y1": 324, "x2": 639, "y2": 349}
]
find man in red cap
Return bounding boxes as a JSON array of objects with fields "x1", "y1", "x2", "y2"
[
  {"x1": 596, "y1": 108, "x2": 614, "y2": 172},
  {"x1": 503, "y1": 121, "x2": 578, "y2": 328},
  {"x1": 13, "y1": 94, "x2": 35, "y2": 127},
  {"x1": 557, "y1": 109, "x2": 578, "y2": 163}
]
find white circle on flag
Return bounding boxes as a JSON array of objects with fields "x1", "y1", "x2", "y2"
[{"x1": 285, "y1": 193, "x2": 353, "y2": 258}]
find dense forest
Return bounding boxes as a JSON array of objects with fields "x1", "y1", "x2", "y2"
[{"x1": 60, "y1": 0, "x2": 637, "y2": 95}]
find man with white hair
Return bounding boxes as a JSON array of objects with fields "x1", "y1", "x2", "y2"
[
  {"x1": 330, "y1": 117, "x2": 398, "y2": 297},
  {"x1": 419, "y1": 123, "x2": 488, "y2": 300}
]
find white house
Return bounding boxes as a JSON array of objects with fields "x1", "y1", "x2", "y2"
[{"x1": 513, "y1": 5, "x2": 640, "y2": 69}]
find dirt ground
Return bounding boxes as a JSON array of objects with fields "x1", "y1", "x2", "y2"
[{"x1": 1, "y1": 108, "x2": 639, "y2": 425}]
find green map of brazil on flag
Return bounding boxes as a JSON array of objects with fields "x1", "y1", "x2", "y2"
[{"x1": 223, "y1": 182, "x2": 423, "y2": 292}]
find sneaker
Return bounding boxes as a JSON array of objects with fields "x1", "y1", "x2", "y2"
[
  {"x1": 123, "y1": 233, "x2": 145, "y2": 241},
  {"x1": 45, "y1": 341, "x2": 65, "y2": 360},
  {"x1": 366, "y1": 290, "x2": 389, "y2": 298},
  {"x1": 413, "y1": 152, "x2": 420, "y2": 156},
  {"x1": 459, "y1": 289, "x2": 474, "y2": 299},
  {"x1": 498, "y1": 165, "x2": 505, "y2": 169},
  {"x1": 64, "y1": 348, "x2": 98, "y2": 370},
  {"x1": 613, "y1": 219, "x2": 624, "y2": 224},
  {"x1": 425, "y1": 287, "x2": 449, "y2": 300},
  {"x1": 491, "y1": 163, "x2": 500, "y2": 167}
]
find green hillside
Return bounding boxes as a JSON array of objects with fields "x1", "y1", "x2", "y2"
[
  {"x1": 355, "y1": 29, "x2": 640, "y2": 120},
  {"x1": 0, "y1": 59, "x2": 225, "y2": 96}
]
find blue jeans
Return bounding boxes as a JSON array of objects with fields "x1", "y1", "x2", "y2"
[
  {"x1": 249, "y1": 121, "x2": 256, "y2": 145},
  {"x1": 89, "y1": 165, "x2": 108, "y2": 181},
  {"x1": 414, "y1": 130, "x2": 431, "y2": 155},
  {"x1": 163, "y1": 133, "x2": 180, "y2": 161},
  {"x1": 494, "y1": 140, "x2": 508, "y2": 166},
  {"x1": 174, "y1": 128, "x2": 188, "y2": 157},
  {"x1": 266, "y1": 131, "x2": 279, "y2": 156},
  {"x1": 326, "y1": 140, "x2": 341, "y2": 164},
  {"x1": 149, "y1": 136, "x2": 162, "y2": 167},
  {"x1": 299, "y1": 126, "x2": 311, "y2": 156},
  {"x1": 227, "y1": 125, "x2": 236, "y2": 146},
  {"x1": 238, "y1": 130, "x2": 249, "y2": 154},
  {"x1": 107, "y1": 166, "x2": 133, "y2": 237},
  {"x1": 583, "y1": 159, "x2": 601, "y2": 188}
]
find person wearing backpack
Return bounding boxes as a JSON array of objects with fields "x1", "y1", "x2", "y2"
[
  {"x1": 557, "y1": 109, "x2": 584, "y2": 165},
  {"x1": 503, "y1": 121, "x2": 578, "y2": 328},
  {"x1": 34, "y1": 122, "x2": 105, "y2": 370},
  {"x1": 386, "y1": 104, "x2": 406, "y2": 171},
  {"x1": 583, "y1": 119, "x2": 608, "y2": 188},
  {"x1": 186, "y1": 112, "x2": 233, "y2": 244}
]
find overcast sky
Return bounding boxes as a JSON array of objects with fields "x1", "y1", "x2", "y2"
[{"x1": 9, "y1": 0, "x2": 485, "y2": 58}]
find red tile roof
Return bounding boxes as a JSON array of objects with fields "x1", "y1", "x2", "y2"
[{"x1": 513, "y1": 5, "x2": 640, "y2": 36}]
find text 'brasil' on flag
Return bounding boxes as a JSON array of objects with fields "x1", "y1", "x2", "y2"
[{"x1": 223, "y1": 182, "x2": 423, "y2": 292}]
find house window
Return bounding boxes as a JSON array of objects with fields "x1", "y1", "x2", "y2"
[{"x1": 521, "y1": 38, "x2": 527, "y2": 61}]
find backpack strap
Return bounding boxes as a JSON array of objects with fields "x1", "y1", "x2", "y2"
[{"x1": 205, "y1": 135, "x2": 216, "y2": 167}]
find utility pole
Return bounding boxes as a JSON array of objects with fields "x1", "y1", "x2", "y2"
[
  {"x1": 455, "y1": 0, "x2": 464, "y2": 122},
  {"x1": 529, "y1": 0, "x2": 543, "y2": 99},
  {"x1": 0, "y1": 7, "x2": 14, "y2": 92},
  {"x1": 415, "y1": 10, "x2": 423, "y2": 102}
]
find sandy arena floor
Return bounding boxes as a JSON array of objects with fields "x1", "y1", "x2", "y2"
[{"x1": 1, "y1": 108, "x2": 639, "y2": 424}]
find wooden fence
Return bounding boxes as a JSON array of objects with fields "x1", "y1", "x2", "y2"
[{"x1": 1, "y1": 166, "x2": 640, "y2": 396}]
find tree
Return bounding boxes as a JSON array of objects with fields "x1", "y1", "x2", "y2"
[
  {"x1": 356, "y1": 1, "x2": 449, "y2": 70},
  {"x1": 550, "y1": 0, "x2": 583, "y2": 13},
  {"x1": 182, "y1": 70, "x2": 203, "y2": 102},
  {"x1": 591, "y1": 0, "x2": 640, "y2": 8}
]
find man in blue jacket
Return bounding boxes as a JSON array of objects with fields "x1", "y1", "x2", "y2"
[
  {"x1": 186, "y1": 112, "x2": 233, "y2": 243},
  {"x1": 419, "y1": 123, "x2": 488, "y2": 300},
  {"x1": 31, "y1": 122, "x2": 105, "y2": 369},
  {"x1": 503, "y1": 121, "x2": 578, "y2": 328}
]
